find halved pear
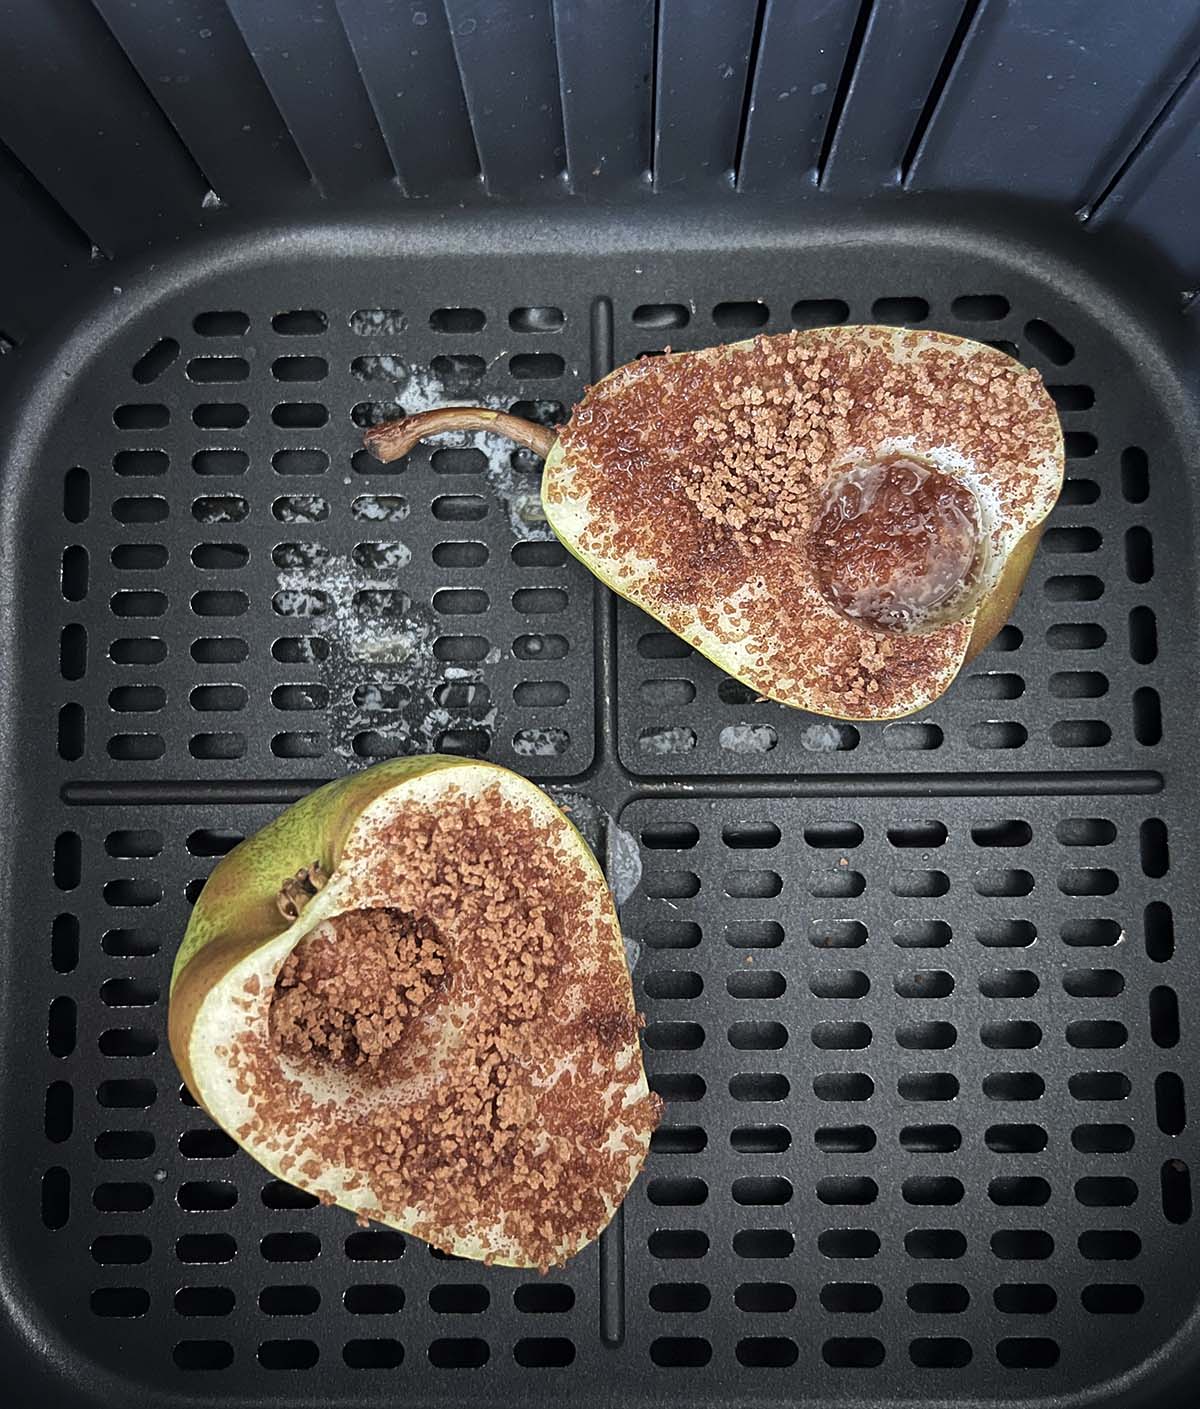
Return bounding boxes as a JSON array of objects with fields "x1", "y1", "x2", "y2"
[
  {"x1": 169, "y1": 757, "x2": 660, "y2": 1270},
  {"x1": 365, "y1": 327, "x2": 1062, "y2": 720}
]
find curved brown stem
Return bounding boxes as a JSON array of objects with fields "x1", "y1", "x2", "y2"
[{"x1": 363, "y1": 407, "x2": 558, "y2": 463}]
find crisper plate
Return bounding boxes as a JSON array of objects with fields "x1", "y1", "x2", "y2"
[{"x1": 1, "y1": 204, "x2": 1197, "y2": 1409}]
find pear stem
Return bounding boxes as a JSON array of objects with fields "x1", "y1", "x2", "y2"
[{"x1": 363, "y1": 407, "x2": 558, "y2": 463}]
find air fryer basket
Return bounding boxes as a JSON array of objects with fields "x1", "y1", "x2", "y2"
[{"x1": 2, "y1": 4, "x2": 1199, "y2": 1408}]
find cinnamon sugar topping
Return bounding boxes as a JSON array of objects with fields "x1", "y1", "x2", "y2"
[{"x1": 269, "y1": 908, "x2": 447, "y2": 1075}]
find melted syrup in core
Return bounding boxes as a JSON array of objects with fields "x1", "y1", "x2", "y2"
[{"x1": 810, "y1": 456, "x2": 983, "y2": 633}]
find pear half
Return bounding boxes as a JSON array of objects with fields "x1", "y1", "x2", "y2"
[
  {"x1": 169, "y1": 757, "x2": 660, "y2": 1270},
  {"x1": 365, "y1": 327, "x2": 1063, "y2": 720}
]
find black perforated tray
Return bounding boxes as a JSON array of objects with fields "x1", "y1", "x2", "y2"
[{"x1": 1, "y1": 201, "x2": 1198, "y2": 1408}]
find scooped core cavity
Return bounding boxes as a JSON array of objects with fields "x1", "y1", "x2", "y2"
[{"x1": 809, "y1": 455, "x2": 985, "y2": 633}]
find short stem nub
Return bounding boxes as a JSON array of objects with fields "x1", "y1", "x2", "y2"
[
  {"x1": 363, "y1": 407, "x2": 558, "y2": 463},
  {"x1": 277, "y1": 861, "x2": 329, "y2": 921}
]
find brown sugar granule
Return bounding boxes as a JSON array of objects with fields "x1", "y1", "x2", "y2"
[
  {"x1": 269, "y1": 907, "x2": 447, "y2": 1075},
  {"x1": 232, "y1": 784, "x2": 659, "y2": 1270},
  {"x1": 552, "y1": 328, "x2": 1058, "y2": 716}
]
